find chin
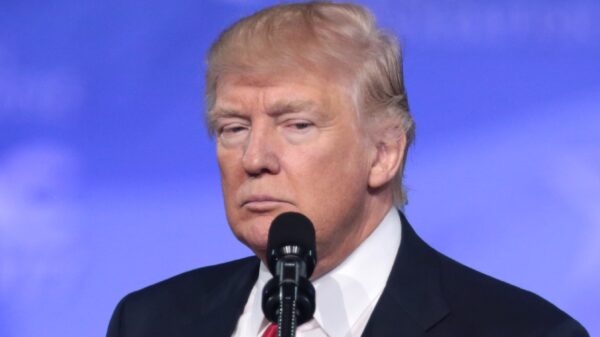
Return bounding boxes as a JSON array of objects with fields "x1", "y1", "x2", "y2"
[
  {"x1": 230, "y1": 207, "x2": 300, "y2": 253},
  {"x1": 233, "y1": 218, "x2": 270, "y2": 251}
]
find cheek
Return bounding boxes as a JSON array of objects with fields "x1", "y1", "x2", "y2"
[
  {"x1": 217, "y1": 149, "x2": 242, "y2": 204},
  {"x1": 217, "y1": 150, "x2": 247, "y2": 241},
  {"x1": 323, "y1": 136, "x2": 369, "y2": 184},
  {"x1": 217, "y1": 145, "x2": 242, "y2": 176},
  {"x1": 294, "y1": 136, "x2": 370, "y2": 210}
]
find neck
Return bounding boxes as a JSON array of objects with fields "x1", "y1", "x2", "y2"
[{"x1": 311, "y1": 194, "x2": 394, "y2": 280}]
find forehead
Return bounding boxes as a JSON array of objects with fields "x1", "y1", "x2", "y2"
[{"x1": 212, "y1": 72, "x2": 345, "y2": 113}]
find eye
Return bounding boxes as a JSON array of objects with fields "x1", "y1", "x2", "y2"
[
  {"x1": 221, "y1": 125, "x2": 248, "y2": 134},
  {"x1": 217, "y1": 123, "x2": 250, "y2": 146},
  {"x1": 281, "y1": 119, "x2": 316, "y2": 144},
  {"x1": 285, "y1": 120, "x2": 314, "y2": 131},
  {"x1": 292, "y1": 122, "x2": 312, "y2": 130}
]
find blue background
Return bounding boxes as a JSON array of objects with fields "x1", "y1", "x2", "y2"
[{"x1": 1, "y1": 0, "x2": 598, "y2": 335}]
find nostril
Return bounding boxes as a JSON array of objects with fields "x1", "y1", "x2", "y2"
[
  {"x1": 247, "y1": 167, "x2": 273, "y2": 178},
  {"x1": 242, "y1": 146, "x2": 280, "y2": 176}
]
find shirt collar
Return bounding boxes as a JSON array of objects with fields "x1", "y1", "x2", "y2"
[
  {"x1": 312, "y1": 207, "x2": 401, "y2": 337},
  {"x1": 247, "y1": 263, "x2": 273, "y2": 335},
  {"x1": 253, "y1": 207, "x2": 402, "y2": 337}
]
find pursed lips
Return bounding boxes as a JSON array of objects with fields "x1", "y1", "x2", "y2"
[{"x1": 240, "y1": 195, "x2": 292, "y2": 211}]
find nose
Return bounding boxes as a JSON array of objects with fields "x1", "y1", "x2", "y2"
[{"x1": 242, "y1": 126, "x2": 280, "y2": 176}]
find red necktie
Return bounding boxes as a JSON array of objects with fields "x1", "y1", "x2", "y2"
[{"x1": 261, "y1": 323, "x2": 278, "y2": 337}]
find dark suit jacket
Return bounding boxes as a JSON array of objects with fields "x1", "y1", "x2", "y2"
[{"x1": 107, "y1": 213, "x2": 589, "y2": 336}]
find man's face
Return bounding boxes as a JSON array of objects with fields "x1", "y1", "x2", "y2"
[{"x1": 212, "y1": 71, "x2": 380, "y2": 275}]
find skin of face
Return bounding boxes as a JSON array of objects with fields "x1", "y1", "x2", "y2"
[{"x1": 211, "y1": 71, "x2": 403, "y2": 278}]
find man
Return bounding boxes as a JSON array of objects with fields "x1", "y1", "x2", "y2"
[{"x1": 107, "y1": 2, "x2": 588, "y2": 336}]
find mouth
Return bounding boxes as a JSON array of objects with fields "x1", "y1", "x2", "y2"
[{"x1": 241, "y1": 196, "x2": 291, "y2": 212}]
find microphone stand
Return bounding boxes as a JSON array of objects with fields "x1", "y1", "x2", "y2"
[
  {"x1": 277, "y1": 258, "x2": 302, "y2": 337},
  {"x1": 263, "y1": 248, "x2": 315, "y2": 337},
  {"x1": 262, "y1": 212, "x2": 317, "y2": 337}
]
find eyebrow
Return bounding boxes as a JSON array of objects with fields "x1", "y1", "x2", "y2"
[
  {"x1": 210, "y1": 108, "x2": 244, "y2": 120},
  {"x1": 265, "y1": 100, "x2": 317, "y2": 117},
  {"x1": 210, "y1": 99, "x2": 317, "y2": 122},
  {"x1": 207, "y1": 107, "x2": 244, "y2": 132}
]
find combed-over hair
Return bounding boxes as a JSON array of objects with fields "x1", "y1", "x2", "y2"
[{"x1": 205, "y1": 1, "x2": 415, "y2": 206}]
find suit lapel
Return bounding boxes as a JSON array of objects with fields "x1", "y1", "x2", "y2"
[
  {"x1": 362, "y1": 212, "x2": 449, "y2": 337},
  {"x1": 191, "y1": 212, "x2": 448, "y2": 336},
  {"x1": 196, "y1": 257, "x2": 260, "y2": 336}
]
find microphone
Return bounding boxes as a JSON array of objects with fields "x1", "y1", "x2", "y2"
[{"x1": 262, "y1": 212, "x2": 317, "y2": 337}]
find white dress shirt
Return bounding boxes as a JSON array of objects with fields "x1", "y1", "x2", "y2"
[{"x1": 232, "y1": 207, "x2": 402, "y2": 337}]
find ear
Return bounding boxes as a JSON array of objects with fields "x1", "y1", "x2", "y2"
[{"x1": 368, "y1": 128, "x2": 407, "y2": 189}]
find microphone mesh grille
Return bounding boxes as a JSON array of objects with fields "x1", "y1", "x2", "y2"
[{"x1": 267, "y1": 212, "x2": 316, "y2": 254}]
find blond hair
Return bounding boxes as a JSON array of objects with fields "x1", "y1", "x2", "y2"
[{"x1": 205, "y1": 1, "x2": 415, "y2": 206}]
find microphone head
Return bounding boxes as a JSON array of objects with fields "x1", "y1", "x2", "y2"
[{"x1": 267, "y1": 212, "x2": 317, "y2": 277}]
